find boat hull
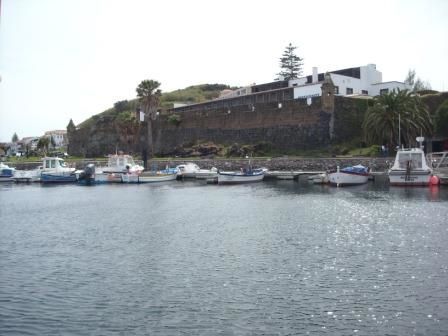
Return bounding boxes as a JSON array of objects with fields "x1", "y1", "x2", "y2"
[
  {"x1": 217, "y1": 171, "x2": 265, "y2": 184},
  {"x1": 138, "y1": 173, "x2": 177, "y2": 183},
  {"x1": 388, "y1": 170, "x2": 431, "y2": 186},
  {"x1": 41, "y1": 173, "x2": 77, "y2": 183},
  {"x1": 195, "y1": 169, "x2": 218, "y2": 180},
  {"x1": 328, "y1": 172, "x2": 369, "y2": 186},
  {"x1": 121, "y1": 172, "x2": 177, "y2": 183}
]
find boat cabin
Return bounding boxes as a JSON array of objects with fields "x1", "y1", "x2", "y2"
[
  {"x1": 391, "y1": 148, "x2": 430, "y2": 171},
  {"x1": 42, "y1": 157, "x2": 71, "y2": 171}
]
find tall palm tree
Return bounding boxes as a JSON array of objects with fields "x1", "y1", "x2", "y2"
[
  {"x1": 362, "y1": 89, "x2": 433, "y2": 150},
  {"x1": 136, "y1": 80, "x2": 161, "y2": 160}
]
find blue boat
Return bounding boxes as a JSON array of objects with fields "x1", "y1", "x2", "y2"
[
  {"x1": 0, "y1": 162, "x2": 15, "y2": 182},
  {"x1": 39, "y1": 157, "x2": 77, "y2": 184}
]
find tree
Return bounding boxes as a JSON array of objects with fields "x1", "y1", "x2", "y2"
[
  {"x1": 362, "y1": 89, "x2": 433, "y2": 149},
  {"x1": 277, "y1": 43, "x2": 304, "y2": 80},
  {"x1": 114, "y1": 100, "x2": 130, "y2": 113},
  {"x1": 12, "y1": 133, "x2": 19, "y2": 143},
  {"x1": 136, "y1": 79, "x2": 162, "y2": 160},
  {"x1": 404, "y1": 69, "x2": 431, "y2": 92},
  {"x1": 435, "y1": 99, "x2": 448, "y2": 136},
  {"x1": 50, "y1": 135, "x2": 56, "y2": 149},
  {"x1": 37, "y1": 136, "x2": 50, "y2": 154}
]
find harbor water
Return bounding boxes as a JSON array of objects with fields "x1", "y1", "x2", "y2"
[{"x1": 1, "y1": 180, "x2": 448, "y2": 335}]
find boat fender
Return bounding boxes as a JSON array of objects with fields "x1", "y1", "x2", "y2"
[{"x1": 430, "y1": 175, "x2": 440, "y2": 186}]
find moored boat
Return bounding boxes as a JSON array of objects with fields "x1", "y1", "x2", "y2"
[
  {"x1": 13, "y1": 157, "x2": 76, "y2": 183},
  {"x1": 40, "y1": 157, "x2": 77, "y2": 183},
  {"x1": 0, "y1": 162, "x2": 15, "y2": 182},
  {"x1": 93, "y1": 154, "x2": 144, "y2": 183},
  {"x1": 328, "y1": 165, "x2": 369, "y2": 186},
  {"x1": 217, "y1": 168, "x2": 266, "y2": 184},
  {"x1": 121, "y1": 170, "x2": 177, "y2": 183},
  {"x1": 389, "y1": 147, "x2": 432, "y2": 186},
  {"x1": 195, "y1": 167, "x2": 218, "y2": 180},
  {"x1": 176, "y1": 162, "x2": 200, "y2": 178}
]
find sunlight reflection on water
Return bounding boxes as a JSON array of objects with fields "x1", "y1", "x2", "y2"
[{"x1": 1, "y1": 181, "x2": 448, "y2": 335}]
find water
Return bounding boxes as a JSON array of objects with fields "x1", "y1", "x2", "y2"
[{"x1": 1, "y1": 180, "x2": 448, "y2": 335}]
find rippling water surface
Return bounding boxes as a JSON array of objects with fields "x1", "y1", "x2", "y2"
[{"x1": 1, "y1": 180, "x2": 448, "y2": 335}]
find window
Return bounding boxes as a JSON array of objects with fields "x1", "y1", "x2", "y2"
[
  {"x1": 346, "y1": 87, "x2": 353, "y2": 94},
  {"x1": 334, "y1": 86, "x2": 339, "y2": 94},
  {"x1": 380, "y1": 88, "x2": 389, "y2": 95},
  {"x1": 362, "y1": 90, "x2": 368, "y2": 95}
]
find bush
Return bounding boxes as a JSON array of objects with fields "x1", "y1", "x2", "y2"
[{"x1": 167, "y1": 114, "x2": 181, "y2": 126}]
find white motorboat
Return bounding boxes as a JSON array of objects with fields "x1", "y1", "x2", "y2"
[
  {"x1": 427, "y1": 151, "x2": 448, "y2": 185},
  {"x1": 195, "y1": 167, "x2": 218, "y2": 179},
  {"x1": 217, "y1": 168, "x2": 266, "y2": 184},
  {"x1": 328, "y1": 165, "x2": 369, "y2": 186},
  {"x1": 13, "y1": 157, "x2": 76, "y2": 183},
  {"x1": 100, "y1": 154, "x2": 144, "y2": 174},
  {"x1": 176, "y1": 162, "x2": 200, "y2": 178},
  {"x1": 0, "y1": 162, "x2": 15, "y2": 182},
  {"x1": 90, "y1": 154, "x2": 144, "y2": 183},
  {"x1": 388, "y1": 147, "x2": 432, "y2": 186},
  {"x1": 39, "y1": 157, "x2": 77, "y2": 183}
]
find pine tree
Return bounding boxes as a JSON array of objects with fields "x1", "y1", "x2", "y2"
[
  {"x1": 12, "y1": 132, "x2": 19, "y2": 143},
  {"x1": 277, "y1": 43, "x2": 304, "y2": 80}
]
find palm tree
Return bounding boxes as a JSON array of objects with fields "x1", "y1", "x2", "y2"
[
  {"x1": 362, "y1": 89, "x2": 433, "y2": 150},
  {"x1": 136, "y1": 80, "x2": 161, "y2": 161}
]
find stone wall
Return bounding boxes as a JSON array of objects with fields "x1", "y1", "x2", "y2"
[
  {"x1": 66, "y1": 87, "x2": 447, "y2": 158},
  {"x1": 154, "y1": 98, "x2": 332, "y2": 155}
]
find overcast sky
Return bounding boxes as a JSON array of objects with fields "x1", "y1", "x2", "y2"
[{"x1": 0, "y1": 0, "x2": 447, "y2": 142}]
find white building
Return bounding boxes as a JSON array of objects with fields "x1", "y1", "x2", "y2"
[
  {"x1": 290, "y1": 64, "x2": 409, "y2": 98},
  {"x1": 44, "y1": 130, "x2": 67, "y2": 148}
]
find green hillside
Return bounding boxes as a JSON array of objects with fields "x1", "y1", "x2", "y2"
[{"x1": 77, "y1": 83, "x2": 232, "y2": 129}]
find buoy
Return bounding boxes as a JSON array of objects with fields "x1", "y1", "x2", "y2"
[{"x1": 430, "y1": 175, "x2": 440, "y2": 185}]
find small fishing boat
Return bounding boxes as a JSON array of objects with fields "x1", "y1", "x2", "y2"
[
  {"x1": 328, "y1": 165, "x2": 369, "y2": 186},
  {"x1": 99, "y1": 154, "x2": 144, "y2": 174},
  {"x1": 40, "y1": 157, "x2": 77, "y2": 183},
  {"x1": 121, "y1": 170, "x2": 178, "y2": 183},
  {"x1": 217, "y1": 168, "x2": 266, "y2": 184},
  {"x1": 176, "y1": 162, "x2": 200, "y2": 178},
  {"x1": 389, "y1": 147, "x2": 432, "y2": 186},
  {"x1": 13, "y1": 157, "x2": 76, "y2": 183},
  {"x1": 91, "y1": 154, "x2": 144, "y2": 183},
  {"x1": 0, "y1": 162, "x2": 15, "y2": 182},
  {"x1": 195, "y1": 167, "x2": 218, "y2": 180}
]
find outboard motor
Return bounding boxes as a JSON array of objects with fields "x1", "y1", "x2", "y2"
[{"x1": 79, "y1": 163, "x2": 95, "y2": 185}]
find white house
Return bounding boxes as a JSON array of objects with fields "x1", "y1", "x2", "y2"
[
  {"x1": 290, "y1": 64, "x2": 409, "y2": 99},
  {"x1": 44, "y1": 130, "x2": 67, "y2": 148}
]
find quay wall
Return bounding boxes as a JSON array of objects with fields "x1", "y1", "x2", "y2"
[
  {"x1": 153, "y1": 98, "x2": 333, "y2": 155},
  {"x1": 7, "y1": 157, "x2": 392, "y2": 172}
]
